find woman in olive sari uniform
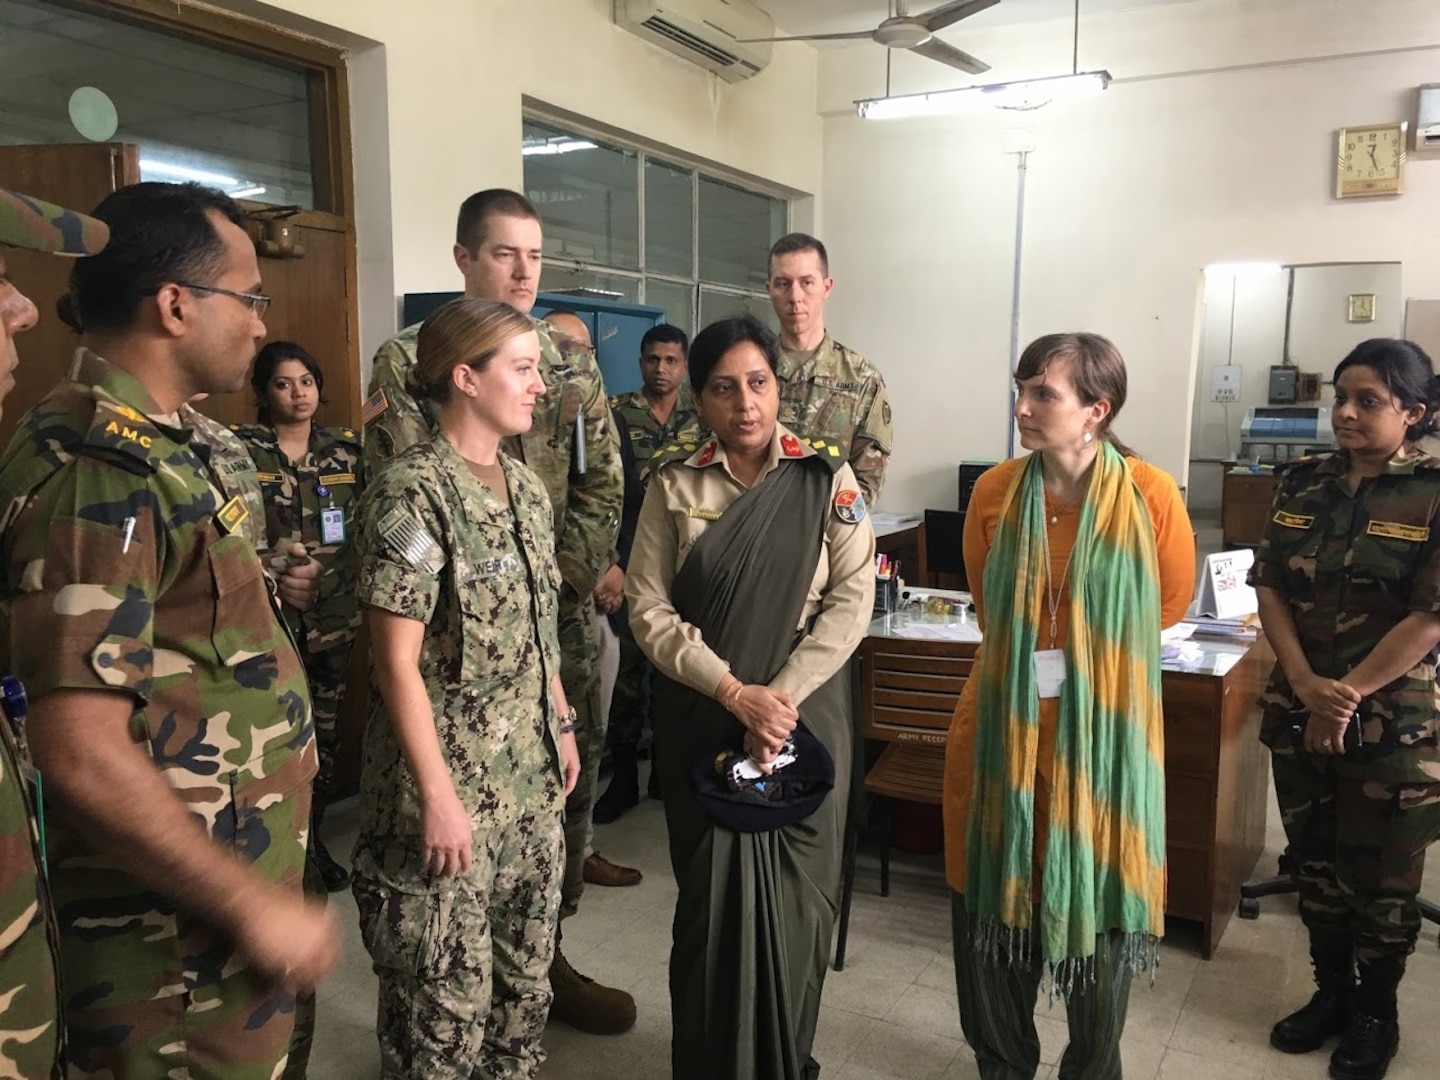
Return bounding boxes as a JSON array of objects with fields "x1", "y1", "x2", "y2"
[{"x1": 627, "y1": 314, "x2": 876, "y2": 1080}]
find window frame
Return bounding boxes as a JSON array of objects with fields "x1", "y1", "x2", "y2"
[{"x1": 522, "y1": 100, "x2": 797, "y2": 330}]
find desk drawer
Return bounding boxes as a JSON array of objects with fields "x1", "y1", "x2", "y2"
[
  {"x1": 1165, "y1": 773, "x2": 1215, "y2": 849},
  {"x1": 1165, "y1": 846, "x2": 1211, "y2": 921},
  {"x1": 1163, "y1": 688, "x2": 1221, "y2": 776}
]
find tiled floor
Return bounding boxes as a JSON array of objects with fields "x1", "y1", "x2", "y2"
[
  {"x1": 311, "y1": 517, "x2": 1440, "y2": 1078},
  {"x1": 310, "y1": 777, "x2": 1440, "y2": 1079}
]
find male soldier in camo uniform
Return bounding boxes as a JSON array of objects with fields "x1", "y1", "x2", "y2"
[
  {"x1": 0, "y1": 181, "x2": 339, "y2": 1078},
  {"x1": 0, "y1": 188, "x2": 108, "y2": 1080},
  {"x1": 364, "y1": 189, "x2": 635, "y2": 1033},
  {"x1": 1249, "y1": 338, "x2": 1440, "y2": 1080},
  {"x1": 766, "y1": 232, "x2": 893, "y2": 505},
  {"x1": 593, "y1": 322, "x2": 701, "y2": 823}
]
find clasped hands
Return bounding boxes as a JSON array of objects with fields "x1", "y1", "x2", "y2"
[
  {"x1": 1293, "y1": 672, "x2": 1362, "y2": 757},
  {"x1": 724, "y1": 679, "x2": 797, "y2": 771}
]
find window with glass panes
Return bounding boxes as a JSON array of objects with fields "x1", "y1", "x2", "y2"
[{"x1": 522, "y1": 118, "x2": 788, "y2": 336}]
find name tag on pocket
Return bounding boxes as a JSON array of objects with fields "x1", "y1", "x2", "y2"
[
  {"x1": 321, "y1": 507, "x2": 346, "y2": 544},
  {"x1": 1366, "y1": 520, "x2": 1429, "y2": 543},
  {"x1": 1034, "y1": 649, "x2": 1067, "y2": 699}
]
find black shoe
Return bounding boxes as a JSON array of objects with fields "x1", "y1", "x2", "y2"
[
  {"x1": 313, "y1": 836, "x2": 351, "y2": 893},
  {"x1": 1329, "y1": 1013, "x2": 1399, "y2": 1080},
  {"x1": 1272, "y1": 989, "x2": 1353, "y2": 1054},
  {"x1": 593, "y1": 747, "x2": 639, "y2": 825}
]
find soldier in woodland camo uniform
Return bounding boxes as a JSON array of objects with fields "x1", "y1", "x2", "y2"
[
  {"x1": 0, "y1": 182, "x2": 338, "y2": 1079},
  {"x1": 0, "y1": 188, "x2": 108, "y2": 1080},
  {"x1": 235, "y1": 340, "x2": 365, "y2": 903},
  {"x1": 766, "y1": 233, "x2": 892, "y2": 506},
  {"x1": 1249, "y1": 338, "x2": 1440, "y2": 1080},
  {"x1": 352, "y1": 298, "x2": 576, "y2": 1077},
  {"x1": 594, "y1": 323, "x2": 702, "y2": 823},
  {"x1": 362, "y1": 189, "x2": 635, "y2": 1034}
]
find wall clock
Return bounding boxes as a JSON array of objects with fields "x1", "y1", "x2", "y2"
[{"x1": 1336, "y1": 123, "x2": 1407, "y2": 198}]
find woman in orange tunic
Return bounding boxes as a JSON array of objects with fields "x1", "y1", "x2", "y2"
[{"x1": 943, "y1": 333, "x2": 1196, "y2": 1080}]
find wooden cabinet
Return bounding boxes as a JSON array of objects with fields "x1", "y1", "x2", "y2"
[
  {"x1": 858, "y1": 629, "x2": 1274, "y2": 958},
  {"x1": 1221, "y1": 471, "x2": 1281, "y2": 548}
]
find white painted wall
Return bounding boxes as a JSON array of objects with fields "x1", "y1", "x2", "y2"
[
  {"x1": 814, "y1": 0, "x2": 1440, "y2": 512},
  {"x1": 221, "y1": 0, "x2": 823, "y2": 370}
]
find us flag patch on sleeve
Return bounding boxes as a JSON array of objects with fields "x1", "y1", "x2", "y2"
[{"x1": 361, "y1": 388, "x2": 388, "y2": 426}]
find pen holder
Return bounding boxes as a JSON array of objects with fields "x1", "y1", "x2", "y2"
[{"x1": 874, "y1": 575, "x2": 898, "y2": 617}]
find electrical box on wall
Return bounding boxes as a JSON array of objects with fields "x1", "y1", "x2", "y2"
[
  {"x1": 1270, "y1": 366, "x2": 1299, "y2": 404},
  {"x1": 1210, "y1": 365, "x2": 1242, "y2": 403}
]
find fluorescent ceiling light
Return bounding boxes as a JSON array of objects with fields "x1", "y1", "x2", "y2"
[
  {"x1": 1205, "y1": 262, "x2": 1284, "y2": 278},
  {"x1": 521, "y1": 139, "x2": 597, "y2": 156},
  {"x1": 140, "y1": 159, "x2": 240, "y2": 186},
  {"x1": 228, "y1": 185, "x2": 266, "y2": 199},
  {"x1": 858, "y1": 70, "x2": 1112, "y2": 121}
]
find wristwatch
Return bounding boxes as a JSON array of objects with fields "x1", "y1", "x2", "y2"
[{"x1": 557, "y1": 706, "x2": 578, "y2": 734}]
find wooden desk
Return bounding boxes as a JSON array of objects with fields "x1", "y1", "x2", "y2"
[
  {"x1": 858, "y1": 622, "x2": 1273, "y2": 959},
  {"x1": 1221, "y1": 470, "x2": 1281, "y2": 548}
]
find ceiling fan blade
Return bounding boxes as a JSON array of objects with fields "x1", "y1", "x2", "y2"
[
  {"x1": 910, "y1": 37, "x2": 991, "y2": 74},
  {"x1": 736, "y1": 30, "x2": 876, "y2": 43},
  {"x1": 918, "y1": 0, "x2": 1001, "y2": 33}
]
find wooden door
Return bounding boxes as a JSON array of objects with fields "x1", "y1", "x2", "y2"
[
  {"x1": 0, "y1": 142, "x2": 139, "y2": 449},
  {"x1": 193, "y1": 208, "x2": 358, "y2": 429}
]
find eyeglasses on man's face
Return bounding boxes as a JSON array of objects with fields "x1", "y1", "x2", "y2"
[{"x1": 177, "y1": 282, "x2": 271, "y2": 318}]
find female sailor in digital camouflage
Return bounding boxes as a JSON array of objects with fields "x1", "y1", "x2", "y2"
[
  {"x1": 234, "y1": 341, "x2": 363, "y2": 894},
  {"x1": 350, "y1": 296, "x2": 580, "y2": 1079},
  {"x1": 1251, "y1": 338, "x2": 1440, "y2": 1080}
]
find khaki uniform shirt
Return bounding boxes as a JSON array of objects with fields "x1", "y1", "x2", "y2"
[
  {"x1": 0, "y1": 349, "x2": 314, "y2": 1012},
  {"x1": 626, "y1": 424, "x2": 877, "y2": 703},
  {"x1": 777, "y1": 334, "x2": 892, "y2": 505},
  {"x1": 353, "y1": 433, "x2": 563, "y2": 837}
]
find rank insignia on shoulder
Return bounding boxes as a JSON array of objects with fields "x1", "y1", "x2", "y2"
[
  {"x1": 807, "y1": 437, "x2": 842, "y2": 459},
  {"x1": 780, "y1": 433, "x2": 805, "y2": 458},
  {"x1": 361, "y1": 388, "x2": 388, "y2": 426},
  {"x1": 1272, "y1": 511, "x2": 1314, "y2": 529},
  {"x1": 688, "y1": 507, "x2": 723, "y2": 522},
  {"x1": 1367, "y1": 520, "x2": 1429, "y2": 542},
  {"x1": 834, "y1": 489, "x2": 867, "y2": 525},
  {"x1": 378, "y1": 505, "x2": 446, "y2": 574},
  {"x1": 215, "y1": 495, "x2": 250, "y2": 536}
]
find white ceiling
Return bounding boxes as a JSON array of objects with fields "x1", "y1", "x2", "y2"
[{"x1": 761, "y1": 0, "x2": 1198, "y2": 40}]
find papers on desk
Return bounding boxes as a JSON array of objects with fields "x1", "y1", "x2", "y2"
[
  {"x1": 871, "y1": 512, "x2": 922, "y2": 530},
  {"x1": 890, "y1": 620, "x2": 982, "y2": 642},
  {"x1": 871, "y1": 512, "x2": 923, "y2": 539}
]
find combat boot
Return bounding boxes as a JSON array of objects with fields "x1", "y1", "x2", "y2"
[
  {"x1": 1271, "y1": 931, "x2": 1355, "y2": 1054},
  {"x1": 1330, "y1": 956, "x2": 1402, "y2": 1080},
  {"x1": 548, "y1": 947, "x2": 637, "y2": 1034},
  {"x1": 593, "y1": 744, "x2": 639, "y2": 824}
]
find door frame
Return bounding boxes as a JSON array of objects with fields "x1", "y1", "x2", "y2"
[{"x1": 54, "y1": 0, "x2": 361, "y2": 418}]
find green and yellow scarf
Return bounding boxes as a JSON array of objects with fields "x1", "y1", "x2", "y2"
[{"x1": 965, "y1": 442, "x2": 1166, "y2": 993}]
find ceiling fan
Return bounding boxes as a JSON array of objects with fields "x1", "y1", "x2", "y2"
[{"x1": 742, "y1": 0, "x2": 999, "y2": 75}]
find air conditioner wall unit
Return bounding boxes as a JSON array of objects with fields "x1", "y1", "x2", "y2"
[{"x1": 615, "y1": 0, "x2": 775, "y2": 83}]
